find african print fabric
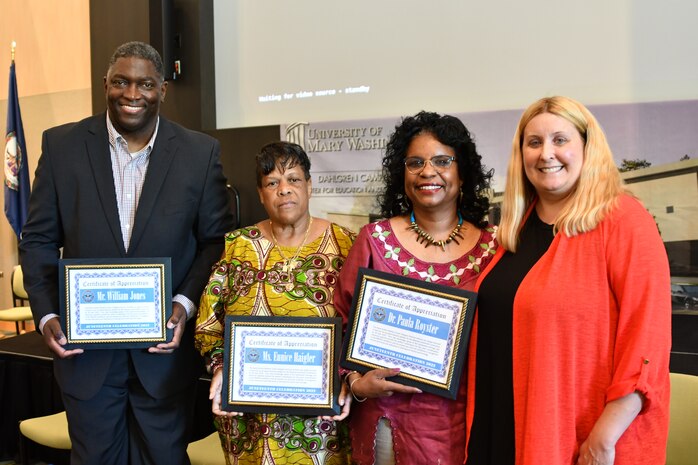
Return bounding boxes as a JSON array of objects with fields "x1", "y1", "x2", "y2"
[{"x1": 196, "y1": 223, "x2": 356, "y2": 465}]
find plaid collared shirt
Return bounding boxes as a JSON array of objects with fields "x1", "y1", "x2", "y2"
[
  {"x1": 106, "y1": 114, "x2": 159, "y2": 252},
  {"x1": 104, "y1": 115, "x2": 196, "y2": 319}
]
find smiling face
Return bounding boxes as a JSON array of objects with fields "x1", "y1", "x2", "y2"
[
  {"x1": 403, "y1": 132, "x2": 462, "y2": 212},
  {"x1": 522, "y1": 112, "x2": 585, "y2": 204},
  {"x1": 104, "y1": 56, "x2": 167, "y2": 147},
  {"x1": 258, "y1": 163, "x2": 312, "y2": 227}
]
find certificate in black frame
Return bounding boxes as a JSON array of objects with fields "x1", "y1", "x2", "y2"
[
  {"x1": 222, "y1": 315, "x2": 342, "y2": 416},
  {"x1": 340, "y1": 267, "x2": 476, "y2": 399},
  {"x1": 59, "y1": 257, "x2": 172, "y2": 349}
]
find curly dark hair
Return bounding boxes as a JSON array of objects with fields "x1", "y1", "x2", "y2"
[
  {"x1": 255, "y1": 141, "x2": 311, "y2": 187},
  {"x1": 378, "y1": 111, "x2": 492, "y2": 228}
]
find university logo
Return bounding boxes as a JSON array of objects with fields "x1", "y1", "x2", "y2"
[{"x1": 285, "y1": 122, "x2": 309, "y2": 149}]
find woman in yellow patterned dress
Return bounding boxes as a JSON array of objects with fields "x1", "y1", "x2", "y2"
[{"x1": 195, "y1": 141, "x2": 355, "y2": 465}]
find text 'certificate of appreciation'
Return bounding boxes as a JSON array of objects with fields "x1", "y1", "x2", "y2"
[
  {"x1": 223, "y1": 316, "x2": 341, "y2": 416},
  {"x1": 59, "y1": 258, "x2": 172, "y2": 349},
  {"x1": 341, "y1": 268, "x2": 476, "y2": 399}
]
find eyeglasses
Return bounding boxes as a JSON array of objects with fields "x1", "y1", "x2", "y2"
[{"x1": 404, "y1": 155, "x2": 456, "y2": 174}]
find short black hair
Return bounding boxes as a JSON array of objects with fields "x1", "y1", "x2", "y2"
[
  {"x1": 255, "y1": 142, "x2": 312, "y2": 187},
  {"x1": 109, "y1": 41, "x2": 165, "y2": 81}
]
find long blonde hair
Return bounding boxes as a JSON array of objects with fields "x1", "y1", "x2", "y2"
[{"x1": 498, "y1": 96, "x2": 627, "y2": 252}]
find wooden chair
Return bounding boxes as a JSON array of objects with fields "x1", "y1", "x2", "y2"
[{"x1": 0, "y1": 265, "x2": 33, "y2": 334}]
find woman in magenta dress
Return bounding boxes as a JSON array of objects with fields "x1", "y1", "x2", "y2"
[{"x1": 333, "y1": 111, "x2": 498, "y2": 464}]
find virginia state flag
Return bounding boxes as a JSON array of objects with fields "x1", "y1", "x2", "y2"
[{"x1": 4, "y1": 61, "x2": 30, "y2": 239}]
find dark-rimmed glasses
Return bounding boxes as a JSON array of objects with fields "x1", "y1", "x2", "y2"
[{"x1": 404, "y1": 155, "x2": 456, "y2": 174}]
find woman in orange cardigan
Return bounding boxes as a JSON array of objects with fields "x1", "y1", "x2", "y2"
[{"x1": 465, "y1": 96, "x2": 671, "y2": 465}]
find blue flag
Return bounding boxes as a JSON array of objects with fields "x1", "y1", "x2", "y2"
[{"x1": 4, "y1": 61, "x2": 30, "y2": 239}]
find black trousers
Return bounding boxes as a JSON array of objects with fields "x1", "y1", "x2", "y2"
[{"x1": 61, "y1": 350, "x2": 195, "y2": 465}]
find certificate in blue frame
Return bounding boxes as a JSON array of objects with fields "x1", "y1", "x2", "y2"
[
  {"x1": 340, "y1": 267, "x2": 476, "y2": 399},
  {"x1": 222, "y1": 316, "x2": 342, "y2": 416},
  {"x1": 59, "y1": 258, "x2": 172, "y2": 349}
]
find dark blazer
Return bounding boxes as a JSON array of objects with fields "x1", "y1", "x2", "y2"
[{"x1": 20, "y1": 114, "x2": 234, "y2": 400}]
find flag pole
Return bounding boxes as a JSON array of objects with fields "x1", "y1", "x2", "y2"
[{"x1": 10, "y1": 41, "x2": 18, "y2": 260}]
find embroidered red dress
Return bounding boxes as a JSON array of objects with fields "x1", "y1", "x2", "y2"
[{"x1": 334, "y1": 219, "x2": 497, "y2": 465}]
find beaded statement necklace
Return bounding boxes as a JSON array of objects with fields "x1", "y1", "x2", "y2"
[
  {"x1": 408, "y1": 211, "x2": 464, "y2": 251},
  {"x1": 270, "y1": 217, "x2": 313, "y2": 276}
]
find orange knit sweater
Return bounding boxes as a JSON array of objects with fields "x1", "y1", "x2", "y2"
[{"x1": 465, "y1": 195, "x2": 671, "y2": 465}]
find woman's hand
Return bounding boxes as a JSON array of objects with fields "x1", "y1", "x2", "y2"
[
  {"x1": 576, "y1": 392, "x2": 643, "y2": 465},
  {"x1": 349, "y1": 368, "x2": 422, "y2": 399},
  {"x1": 576, "y1": 440, "x2": 615, "y2": 465},
  {"x1": 209, "y1": 368, "x2": 242, "y2": 417},
  {"x1": 320, "y1": 381, "x2": 353, "y2": 421}
]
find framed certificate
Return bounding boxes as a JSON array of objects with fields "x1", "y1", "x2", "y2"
[
  {"x1": 222, "y1": 316, "x2": 342, "y2": 416},
  {"x1": 341, "y1": 268, "x2": 476, "y2": 399},
  {"x1": 59, "y1": 258, "x2": 172, "y2": 349}
]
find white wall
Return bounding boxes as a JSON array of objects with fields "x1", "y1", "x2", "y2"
[
  {"x1": 0, "y1": 0, "x2": 92, "y2": 308},
  {"x1": 214, "y1": 0, "x2": 698, "y2": 128}
]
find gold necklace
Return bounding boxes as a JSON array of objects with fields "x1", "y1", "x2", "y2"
[
  {"x1": 408, "y1": 211, "x2": 465, "y2": 251},
  {"x1": 270, "y1": 217, "x2": 314, "y2": 279}
]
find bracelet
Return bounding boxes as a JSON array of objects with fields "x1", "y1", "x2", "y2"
[
  {"x1": 348, "y1": 375, "x2": 367, "y2": 403},
  {"x1": 208, "y1": 349, "x2": 224, "y2": 374},
  {"x1": 344, "y1": 370, "x2": 359, "y2": 385}
]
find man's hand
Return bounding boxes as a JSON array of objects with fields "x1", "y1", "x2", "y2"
[
  {"x1": 42, "y1": 317, "x2": 84, "y2": 358},
  {"x1": 149, "y1": 302, "x2": 187, "y2": 354}
]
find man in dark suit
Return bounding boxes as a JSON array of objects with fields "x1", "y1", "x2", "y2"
[{"x1": 20, "y1": 42, "x2": 234, "y2": 465}]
